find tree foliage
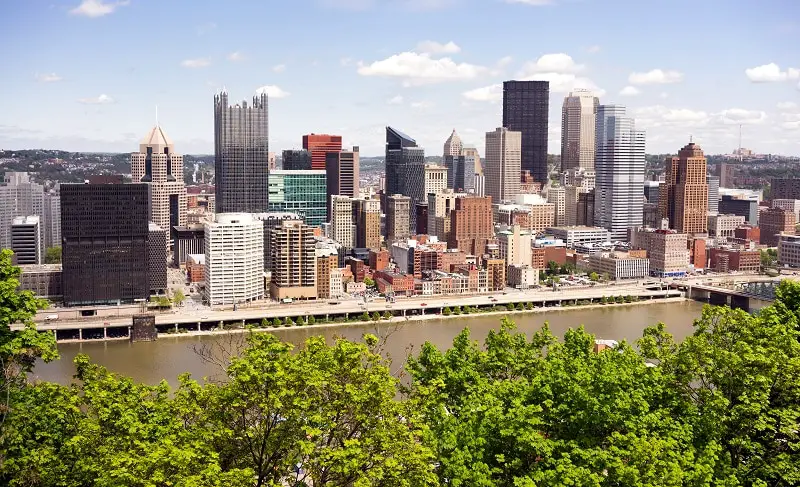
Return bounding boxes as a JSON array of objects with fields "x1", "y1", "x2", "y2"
[{"x1": 44, "y1": 246, "x2": 61, "y2": 264}]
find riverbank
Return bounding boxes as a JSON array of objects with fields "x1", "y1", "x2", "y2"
[{"x1": 55, "y1": 296, "x2": 689, "y2": 344}]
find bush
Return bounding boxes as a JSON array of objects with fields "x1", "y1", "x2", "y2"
[
  {"x1": 453, "y1": 306, "x2": 462, "y2": 315},
  {"x1": 443, "y1": 307, "x2": 452, "y2": 316},
  {"x1": 526, "y1": 302, "x2": 534, "y2": 310},
  {"x1": 383, "y1": 311, "x2": 392, "y2": 320},
  {"x1": 261, "y1": 318, "x2": 269, "y2": 328},
  {"x1": 308, "y1": 315, "x2": 316, "y2": 325},
  {"x1": 272, "y1": 318, "x2": 282, "y2": 327},
  {"x1": 372, "y1": 312, "x2": 380, "y2": 321},
  {"x1": 359, "y1": 312, "x2": 370, "y2": 322},
  {"x1": 285, "y1": 317, "x2": 295, "y2": 326}
]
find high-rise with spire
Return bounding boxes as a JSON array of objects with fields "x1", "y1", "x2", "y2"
[
  {"x1": 660, "y1": 142, "x2": 708, "y2": 234},
  {"x1": 213, "y1": 90, "x2": 270, "y2": 213},
  {"x1": 561, "y1": 89, "x2": 599, "y2": 172},
  {"x1": 443, "y1": 129, "x2": 468, "y2": 191},
  {"x1": 131, "y1": 125, "x2": 187, "y2": 235}
]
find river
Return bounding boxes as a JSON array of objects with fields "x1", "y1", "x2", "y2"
[{"x1": 32, "y1": 300, "x2": 706, "y2": 386}]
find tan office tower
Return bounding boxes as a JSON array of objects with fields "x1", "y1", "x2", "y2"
[
  {"x1": 355, "y1": 198, "x2": 381, "y2": 250},
  {"x1": 428, "y1": 190, "x2": 464, "y2": 243},
  {"x1": 547, "y1": 185, "x2": 566, "y2": 226},
  {"x1": 386, "y1": 194, "x2": 411, "y2": 243},
  {"x1": 269, "y1": 219, "x2": 317, "y2": 300},
  {"x1": 561, "y1": 89, "x2": 599, "y2": 172},
  {"x1": 131, "y1": 125, "x2": 188, "y2": 235},
  {"x1": 485, "y1": 127, "x2": 521, "y2": 204},
  {"x1": 443, "y1": 129, "x2": 462, "y2": 158},
  {"x1": 449, "y1": 196, "x2": 493, "y2": 255},
  {"x1": 330, "y1": 195, "x2": 355, "y2": 248},
  {"x1": 660, "y1": 142, "x2": 709, "y2": 234},
  {"x1": 326, "y1": 146, "x2": 360, "y2": 199},
  {"x1": 424, "y1": 165, "x2": 448, "y2": 198}
]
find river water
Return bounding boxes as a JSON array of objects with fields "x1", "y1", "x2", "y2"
[{"x1": 32, "y1": 301, "x2": 706, "y2": 386}]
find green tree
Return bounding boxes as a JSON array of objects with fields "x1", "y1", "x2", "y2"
[
  {"x1": 364, "y1": 276, "x2": 375, "y2": 288},
  {"x1": 761, "y1": 248, "x2": 778, "y2": 269},
  {"x1": 0, "y1": 249, "x2": 57, "y2": 461},
  {"x1": 261, "y1": 318, "x2": 268, "y2": 327},
  {"x1": 453, "y1": 306, "x2": 462, "y2": 315},
  {"x1": 359, "y1": 312, "x2": 370, "y2": 321},
  {"x1": 44, "y1": 246, "x2": 61, "y2": 264},
  {"x1": 546, "y1": 260, "x2": 559, "y2": 275},
  {"x1": 172, "y1": 288, "x2": 186, "y2": 307},
  {"x1": 272, "y1": 317, "x2": 282, "y2": 327},
  {"x1": 371, "y1": 311, "x2": 380, "y2": 321},
  {"x1": 383, "y1": 311, "x2": 392, "y2": 320},
  {"x1": 307, "y1": 315, "x2": 316, "y2": 325},
  {"x1": 284, "y1": 317, "x2": 295, "y2": 326},
  {"x1": 589, "y1": 272, "x2": 599, "y2": 282}
]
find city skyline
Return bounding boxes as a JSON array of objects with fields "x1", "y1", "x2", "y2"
[{"x1": 1, "y1": 0, "x2": 799, "y2": 156}]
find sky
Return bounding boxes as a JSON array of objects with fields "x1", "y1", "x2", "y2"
[{"x1": 1, "y1": 0, "x2": 799, "y2": 157}]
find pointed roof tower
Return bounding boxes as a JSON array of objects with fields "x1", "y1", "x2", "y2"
[
  {"x1": 139, "y1": 125, "x2": 174, "y2": 153},
  {"x1": 443, "y1": 129, "x2": 462, "y2": 158}
]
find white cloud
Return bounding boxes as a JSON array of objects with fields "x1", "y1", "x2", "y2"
[
  {"x1": 518, "y1": 53, "x2": 584, "y2": 74},
  {"x1": 357, "y1": 52, "x2": 487, "y2": 86},
  {"x1": 777, "y1": 101, "x2": 798, "y2": 110},
  {"x1": 272, "y1": 64, "x2": 286, "y2": 73},
  {"x1": 744, "y1": 63, "x2": 800, "y2": 82},
  {"x1": 69, "y1": 0, "x2": 129, "y2": 17},
  {"x1": 634, "y1": 105, "x2": 710, "y2": 128},
  {"x1": 415, "y1": 40, "x2": 460, "y2": 54},
  {"x1": 411, "y1": 101, "x2": 433, "y2": 109},
  {"x1": 36, "y1": 73, "x2": 62, "y2": 82},
  {"x1": 227, "y1": 52, "x2": 244, "y2": 62},
  {"x1": 255, "y1": 85, "x2": 290, "y2": 99},
  {"x1": 720, "y1": 108, "x2": 767, "y2": 125},
  {"x1": 387, "y1": 95, "x2": 404, "y2": 105},
  {"x1": 462, "y1": 83, "x2": 502, "y2": 102},
  {"x1": 587, "y1": 45, "x2": 601, "y2": 54},
  {"x1": 496, "y1": 56, "x2": 513, "y2": 67},
  {"x1": 628, "y1": 69, "x2": 684, "y2": 85},
  {"x1": 619, "y1": 86, "x2": 640, "y2": 96},
  {"x1": 78, "y1": 94, "x2": 114, "y2": 104},
  {"x1": 181, "y1": 58, "x2": 211, "y2": 68}
]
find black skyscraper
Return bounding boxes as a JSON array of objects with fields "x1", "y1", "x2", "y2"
[
  {"x1": 61, "y1": 180, "x2": 149, "y2": 306},
  {"x1": 502, "y1": 80, "x2": 550, "y2": 183},
  {"x1": 385, "y1": 126, "x2": 418, "y2": 197},
  {"x1": 214, "y1": 91, "x2": 270, "y2": 213},
  {"x1": 282, "y1": 149, "x2": 312, "y2": 170}
]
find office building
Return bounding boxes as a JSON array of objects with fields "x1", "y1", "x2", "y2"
[
  {"x1": 707, "y1": 176, "x2": 720, "y2": 214},
  {"x1": 564, "y1": 185, "x2": 588, "y2": 226},
  {"x1": 268, "y1": 151, "x2": 277, "y2": 171},
  {"x1": 61, "y1": 180, "x2": 149, "y2": 306},
  {"x1": 719, "y1": 194, "x2": 758, "y2": 225},
  {"x1": 147, "y1": 223, "x2": 167, "y2": 295},
  {"x1": 708, "y1": 247, "x2": 760, "y2": 273},
  {"x1": 172, "y1": 224, "x2": 205, "y2": 267},
  {"x1": 268, "y1": 170, "x2": 327, "y2": 227},
  {"x1": 213, "y1": 90, "x2": 269, "y2": 213},
  {"x1": 589, "y1": 252, "x2": 650, "y2": 280},
  {"x1": 734, "y1": 225, "x2": 760, "y2": 244},
  {"x1": 760, "y1": 207, "x2": 796, "y2": 246},
  {"x1": 326, "y1": 147, "x2": 360, "y2": 218},
  {"x1": 10, "y1": 216, "x2": 42, "y2": 265},
  {"x1": 708, "y1": 214, "x2": 747, "y2": 238},
  {"x1": 503, "y1": 80, "x2": 549, "y2": 183},
  {"x1": 428, "y1": 190, "x2": 463, "y2": 243},
  {"x1": 354, "y1": 198, "x2": 381, "y2": 250},
  {"x1": 449, "y1": 196, "x2": 493, "y2": 255},
  {"x1": 772, "y1": 199, "x2": 800, "y2": 221},
  {"x1": 560, "y1": 89, "x2": 599, "y2": 172},
  {"x1": 594, "y1": 105, "x2": 645, "y2": 241},
  {"x1": 462, "y1": 146, "x2": 482, "y2": 179},
  {"x1": 443, "y1": 129, "x2": 462, "y2": 158},
  {"x1": 282, "y1": 149, "x2": 312, "y2": 170},
  {"x1": 385, "y1": 194, "x2": 411, "y2": 243},
  {"x1": 42, "y1": 190, "x2": 60, "y2": 249},
  {"x1": 485, "y1": 127, "x2": 522, "y2": 204},
  {"x1": 269, "y1": 219, "x2": 317, "y2": 300},
  {"x1": 630, "y1": 228, "x2": 688, "y2": 278},
  {"x1": 660, "y1": 142, "x2": 708, "y2": 234},
  {"x1": 547, "y1": 185, "x2": 566, "y2": 226},
  {"x1": 256, "y1": 212, "x2": 303, "y2": 271},
  {"x1": 131, "y1": 125, "x2": 188, "y2": 235},
  {"x1": 424, "y1": 165, "x2": 448, "y2": 199},
  {"x1": 778, "y1": 234, "x2": 800, "y2": 267},
  {"x1": 772, "y1": 178, "x2": 800, "y2": 200},
  {"x1": 644, "y1": 180, "x2": 661, "y2": 205},
  {"x1": 415, "y1": 203, "x2": 428, "y2": 235},
  {"x1": 303, "y1": 133, "x2": 342, "y2": 170},
  {"x1": 385, "y1": 126, "x2": 418, "y2": 198},
  {"x1": 316, "y1": 250, "x2": 339, "y2": 299},
  {"x1": 718, "y1": 163, "x2": 735, "y2": 188},
  {"x1": 474, "y1": 174, "x2": 485, "y2": 197},
  {"x1": 498, "y1": 224, "x2": 532, "y2": 267},
  {"x1": 444, "y1": 130, "x2": 466, "y2": 191},
  {"x1": 330, "y1": 195, "x2": 355, "y2": 248},
  {"x1": 0, "y1": 172, "x2": 45, "y2": 251},
  {"x1": 204, "y1": 213, "x2": 265, "y2": 306},
  {"x1": 18, "y1": 264, "x2": 62, "y2": 300}
]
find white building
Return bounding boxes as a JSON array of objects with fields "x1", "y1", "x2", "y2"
[
  {"x1": 588, "y1": 252, "x2": 650, "y2": 280},
  {"x1": 593, "y1": 105, "x2": 646, "y2": 241},
  {"x1": 547, "y1": 185, "x2": 566, "y2": 226},
  {"x1": 507, "y1": 264, "x2": 539, "y2": 289},
  {"x1": 485, "y1": 127, "x2": 521, "y2": 204},
  {"x1": 330, "y1": 195, "x2": 355, "y2": 248},
  {"x1": 204, "y1": 213, "x2": 265, "y2": 306},
  {"x1": 561, "y1": 89, "x2": 599, "y2": 172},
  {"x1": 10, "y1": 215, "x2": 43, "y2": 265},
  {"x1": 708, "y1": 213, "x2": 746, "y2": 238},
  {"x1": 497, "y1": 224, "x2": 532, "y2": 267},
  {"x1": 424, "y1": 165, "x2": 448, "y2": 198},
  {"x1": 0, "y1": 172, "x2": 45, "y2": 251},
  {"x1": 546, "y1": 226, "x2": 610, "y2": 248}
]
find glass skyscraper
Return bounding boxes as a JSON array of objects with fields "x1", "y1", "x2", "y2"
[
  {"x1": 385, "y1": 126, "x2": 421, "y2": 198},
  {"x1": 213, "y1": 91, "x2": 269, "y2": 213},
  {"x1": 268, "y1": 170, "x2": 327, "y2": 227},
  {"x1": 502, "y1": 80, "x2": 550, "y2": 184}
]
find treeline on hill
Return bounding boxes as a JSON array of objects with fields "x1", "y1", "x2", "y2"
[{"x1": 0, "y1": 248, "x2": 799, "y2": 486}]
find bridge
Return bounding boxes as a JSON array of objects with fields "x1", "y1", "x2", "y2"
[{"x1": 670, "y1": 275, "x2": 788, "y2": 312}]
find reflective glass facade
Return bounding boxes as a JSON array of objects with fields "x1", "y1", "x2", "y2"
[
  {"x1": 268, "y1": 170, "x2": 327, "y2": 227},
  {"x1": 503, "y1": 81, "x2": 550, "y2": 184}
]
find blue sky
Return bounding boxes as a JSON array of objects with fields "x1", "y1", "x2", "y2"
[{"x1": 1, "y1": 0, "x2": 798, "y2": 157}]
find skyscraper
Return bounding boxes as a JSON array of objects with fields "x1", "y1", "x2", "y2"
[
  {"x1": 42, "y1": 189, "x2": 60, "y2": 249},
  {"x1": 385, "y1": 127, "x2": 423, "y2": 199},
  {"x1": 385, "y1": 194, "x2": 411, "y2": 243},
  {"x1": 0, "y1": 172, "x2": 44, "y2": 250},
  {"x1": 660, "y1": 142, "x2": 708, "y2": 234},
  {"x1": 593, "y1": 105, "x2": 646, "y2": 241},
  {"x1": 61, "y1": 180, "x2": 150, "y2": 306},
  {"x1": 268, "y1": 170, "x2": 327, "y2": 227},
  {"x1": 131, "y1": 125, "x2": 188, "y2": 235},
  {"x1": 444, "y1": 154, "x2": 468, "y2": 192},
  {"x1": 443, "y1": 129, "x2": 463, "y2": 158},
  {"x1": 303, "y1": 134, "x2": 343, "y2": 170},
  {"x1": 561, "y1": 89, "x2": 599, "y2": 172},
  {"x1": 424, "y1": 165, "x2": 448, "y2": 199},
  {"x1": 485, "y1": 127, "x2": 522, "y2": 204},
  {"x1": 204, "y1": 213, "x2": 265, "y2": 305},
  {"x1": 330, "y1": 195, "x2": 355, "y2": 248},
  {"x1": 213, "y1": 90, "x2": 269, "y2": 213},
  {"x1": 326, "y1": 146, "x2": 360, "y2": 218},
  {"x1": 268, "y1": 219, "x2": 317, "y2": 300},
  {"x1": 502, "y1": 80, "x2": 550, "y2": 183},
  {"x1": 355, "y1": 198, "x2": 381, "y2": 250},
  {"x1": 448, "y1": 196, "x2": 493, "y2": 255},
  {"x1": 282, "y1": 149, "x2": 312, "y2": 170},
  {"x1": 10, "y1": 216, "x2": 42, "y2": 265}
]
